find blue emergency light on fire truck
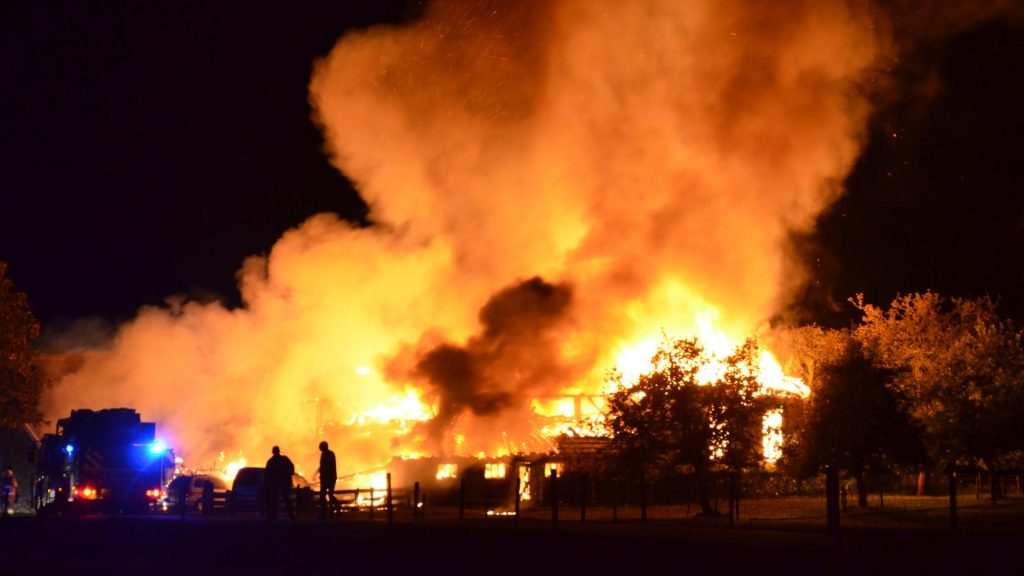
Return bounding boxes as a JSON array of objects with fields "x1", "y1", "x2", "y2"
[{"x1": 36, "y1": 408, "x2": 174, "y2": 515}]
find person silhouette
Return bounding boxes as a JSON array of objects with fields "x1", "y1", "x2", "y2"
[
  {"x1": 315, "y1": 441, "x2": 338, "y2": 519},
  {"x1": 264, "y1": 446, "x2": 295, "y2": 520},
  {"x1": 1, "y1": 466, "x2": 17, "y2": 516}
]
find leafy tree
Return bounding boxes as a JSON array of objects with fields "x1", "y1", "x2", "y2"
[
  {"x1": 800, "y1": 336, "x2": 924, "y2": 506},
  {"x1": 854, "y1": 292, "x2": 1024, "y2": 498},
  {"x1": 763, "y1": 325, "x2": 847, "y2": 390},
  {"x1": 0, "y1": 261, "x2": 47, "y2": 427},
  {"x1": 605, "y1": 337, "x2": 781, "y2": 515},
  {"x1": 762, "y1": 325, "x2": 847, "y2": 477},
  {"x1": 605, "y1": 337, "x2": 713, "y2": 511},
  {"x1": 709, "y1": 339, "x2": 780, "y2": 475},
  {"x1": 709, "y1": 339, "x2": 784, "y2": 521}
]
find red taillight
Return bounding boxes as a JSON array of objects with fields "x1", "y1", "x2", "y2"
[
  {"x1": 74, "y1": 486, "x2": 98, "y2": 500},
  {"x1": 145, "y1": 488, "x2": 161, "y2": 499}
]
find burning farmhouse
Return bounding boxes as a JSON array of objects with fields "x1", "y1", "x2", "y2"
[
  {"x1": 43, "y1": 0, "x2": 873, "y2": 496},
  {"x1": 304, "y1": 295, "x2": 809, "y2": 511}
]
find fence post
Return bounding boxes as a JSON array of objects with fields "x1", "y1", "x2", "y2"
[
  {"x1": 514, "y1": 476, "x2": 521, "y2": 520},
  {"x1": 369, "y1": 487, "x2": 374, "y2": 520},
  {"x1": 612, "y1": 488, "x2": 618, "y2": 522},
  {"x1": 551, "y1": 467, "x2": 558, "y2": 530},
  {"x1": 687, "y1": 474, "x2": 694, "y2": 516},
  {"x1": 386, "y1": 472, "x2": 393, "y2": 526},
  {"x1": 640, "y1": 472, "x2": 648, "y2": 523},
  {"x1": 728, "y1": 472, "x2": 736, "y2": 527},
  {"x1": 413, "y1": 482, "x2": 420, "y2": 520},
  {"x1": 579, "y1": 473, "x2": 587, "y2": 523},
  {"x1": 949, "y1": 467, "x2": 958, "y2": 533},
  {"x1": 825, "y1": 465, "x2": 840, "y2": 542},
  {"x1": 459, "y1": 478, "x2": 465, "y2": 520}
]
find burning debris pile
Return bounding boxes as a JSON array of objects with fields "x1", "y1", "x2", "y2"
[{"x1": 44, "y1": 0, "x2": 905, "y2": 474}]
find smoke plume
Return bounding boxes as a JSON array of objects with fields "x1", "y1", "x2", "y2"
[
  {"x1": 44, "y1": 0, "x2": 1016, "y2": 474},
  {"x1": 406, "y1": 277, "x2": 576, "y2": 455}
]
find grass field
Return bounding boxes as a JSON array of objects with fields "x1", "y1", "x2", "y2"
[
  {"x1": 441, "y1": 491, "x2": 1024, "y2": 526},
  {"x1": 3, "y1": 496, "x2": 1023, "y2": 575}
]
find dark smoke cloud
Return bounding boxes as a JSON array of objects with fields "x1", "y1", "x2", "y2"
[{"x1": 411, "y1": 277, "x2": 573, "y2": 453}]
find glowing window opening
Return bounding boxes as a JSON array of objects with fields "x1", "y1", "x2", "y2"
[
  {"x1": 484, "y1": 463, "x2": 506, "y2": 479},
  {"x1": 518, "y1": 465, "x2": 532, "y2": 501},
  {"x1": 544, "y1": 463, "x2": 563, "y2": 478},
  {"x1": 436, "y1": 464, "x2": 457, "y2": 480}
]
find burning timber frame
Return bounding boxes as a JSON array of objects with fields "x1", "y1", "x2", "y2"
[{"x1": 340, "y1": 436, "x2": 612, "y2": 511}]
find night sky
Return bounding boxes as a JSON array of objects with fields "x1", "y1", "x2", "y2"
[
  {"x1": 3, "y1": 1, "x2": 1024, "y2": 330},
  {"x1": 789, "y1": 15, "x2": 1024, "y2": 325},
  {"x1": 3, "y1": 1, "x2": 420, "y2": 327}
]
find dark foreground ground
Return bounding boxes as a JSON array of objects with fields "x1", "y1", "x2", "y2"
[{"x1": 2, "y1": 505, "x2": 1022, "y2": 576}]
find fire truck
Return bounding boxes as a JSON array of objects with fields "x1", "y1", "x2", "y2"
[{"x1": 36, "y1": 408, "x2": 174, "y2": 515}]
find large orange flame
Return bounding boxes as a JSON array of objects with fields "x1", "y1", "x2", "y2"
[{"x1": 44, "y1": 0, "x2": 884, "y2": 474}]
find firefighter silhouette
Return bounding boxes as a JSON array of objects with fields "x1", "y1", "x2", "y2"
[
  {"x1": 1, "y1": 466, "x2": 17, "y2": 516},
  {"x1": 264, "y1": 446, "x2": 295, "y2": 520},
  {"x1": 316, "y1": 441, "x2": 338, "y2": 519}
]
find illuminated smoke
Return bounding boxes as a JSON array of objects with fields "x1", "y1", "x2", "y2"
[
  {"x1": 42, "y1": 0, "x2": 1018, "y2": 474},
  {"x1": 407, "y1": 277, "x2": 576, "y2": 455}
]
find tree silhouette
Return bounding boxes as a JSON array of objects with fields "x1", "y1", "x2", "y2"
[
  {"x1": 800, "y1": 335, "x2": 924, "y2": 506},
  {"x1": 710, "y1": 339, "x2": 780, "y2": 475},
  {"x1": 605, "y1": 337, "x2": 714, "y2": 512},
  {"x1": 854, "y1": 292, "x2": 1024, "y2": 498},
  {"x1": 0, "y1": 262, "x2": 47, "y2": 427},
  {"x1": 605, "y1": 337, "x2": 780, "y2": 515}
]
